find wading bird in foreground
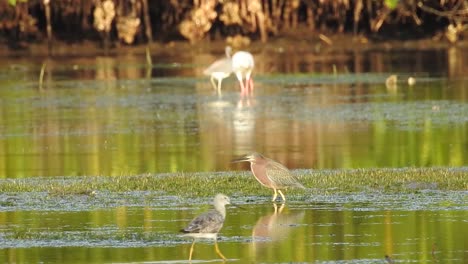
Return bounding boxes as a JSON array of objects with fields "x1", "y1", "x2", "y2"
[{"x1": 181, "y1": 194, "x2": 231, "y2": 261}]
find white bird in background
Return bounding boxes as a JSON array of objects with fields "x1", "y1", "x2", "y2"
[
  {"x1": 203, "y1": 46, "x2": 233, "y2": 94},
  {"x1": 232, "y1": 50, "x2": 254, "y2": 95}
]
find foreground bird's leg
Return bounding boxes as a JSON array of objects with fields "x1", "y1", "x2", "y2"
[
  {"x1": 189, "y1": 240, "x2": 196, "y2": 261},
  {"x1": 278, "y1": 190, "x2": 286, "y2": 202},
  {"x1": 214, "y1": 239, "x2": 227, "y2": 260},
  {"x1": 272, "y1": 189, "x2": 278, "y2": 202}
]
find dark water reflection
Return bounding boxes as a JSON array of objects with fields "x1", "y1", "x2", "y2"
[
  {"x1": 0, "y1": 197, "x2": 466, "y2": 263},
  {"x1": 0, "y1": 47, "x2": 467, "y2": 178}
]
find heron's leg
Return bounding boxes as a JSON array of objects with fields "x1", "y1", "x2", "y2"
[
  {"x1": 189, "y1": 240, "x2": 195, "y2": 261},
  {"x1": 214, "y1": 239, "x2": 227, "y2": 260},
  {"x1": 210, "y1": 76, "x2": 217, "y2": 90},
  {"x1": 278, "y1": 190, "x2": 286, "y2": 202},
  {"x1": 272, "y1": 189, "x2": 278, "y2": 202}
]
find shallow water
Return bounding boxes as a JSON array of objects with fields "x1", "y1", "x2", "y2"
[
  {"x1": 0, "y1": 192, "x2": 466, "y2": 263},
  {"x1": 0, "y1": 46, "x2": 467, "y2": 263},
  {"x1": 0, "y1": 47, "x2": 467, "y2": 178}
]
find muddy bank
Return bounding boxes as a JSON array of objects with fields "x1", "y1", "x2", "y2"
[{"x1": 1, "y1": 33, "x2": 467, "y2": 58}]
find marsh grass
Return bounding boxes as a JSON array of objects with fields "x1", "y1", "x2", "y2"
[{"x1": 0, "y1": 168, "x2": 466, "y2": 197}]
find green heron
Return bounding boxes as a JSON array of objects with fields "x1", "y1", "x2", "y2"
[
  {"x1": 232, "y1": 152, "x2": 305, "y2": 202},
  {"x1": 203, "y1": 46, "x2": 233, "y2": 94},
  {"x1": 181, "y1": 193, "x2": 230, "y2": 261},
  {"x1": 232, "y1": 50, "x2": 254, "y2": 95}
]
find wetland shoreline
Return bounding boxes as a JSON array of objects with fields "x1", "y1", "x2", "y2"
[
  {"x1": 1, "y1": 167, "x2": 466, "y2": 196},
  {"x1": 1, "y1": 167, "x2": 466, "y2": 263},
  {"x1": 1, "y1": 35, "x2": 468, "y2": 58}
]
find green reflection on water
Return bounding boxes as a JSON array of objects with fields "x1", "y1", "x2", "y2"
[
  {"x1": 0, "y1": 203, "x2": 466, "y2": 263},
  {"x1": 1, "y1": 50, "x2": 468, "y2": 178},
  {"x1": 1, "y1": 76, "x2": 467, "y2": 178},
  {"x1": 0, "y1": 46, "x2": 466, "y2": 264}
]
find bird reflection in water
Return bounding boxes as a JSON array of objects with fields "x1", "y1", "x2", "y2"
[
  {"x1": 252, "y1": 203, "x2": 286, "y2": 240},
  {"x1": 250, "y1": 204, "x2": 305, "y2": 257}
]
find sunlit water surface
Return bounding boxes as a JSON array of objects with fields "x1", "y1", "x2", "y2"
[
  {"x1": 0, "y1": 47, "x2": 467, "y2": 263},
  {"x1": 0, "y1": 193, "x2": 467, "y2": 263},
  {"x1": 0, "y1": 47, "x2": 467, "y2": 178}
]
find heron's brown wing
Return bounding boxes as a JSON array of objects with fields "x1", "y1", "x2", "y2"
[
  {"x1": 183, "y1": 210, "x2": 224, "y2": 234},
  {"x1": 265, "y1": 159, "x2": 305, "y2": 189}
]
